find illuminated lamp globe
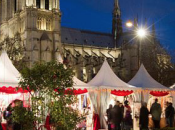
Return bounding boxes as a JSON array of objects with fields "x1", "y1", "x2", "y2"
[
  {"x1": 136, "y1": 28, "x2": 147, "y2": 38},
  {"x1": 126, "y1": 21, "x2": 133, "y2": 28}
]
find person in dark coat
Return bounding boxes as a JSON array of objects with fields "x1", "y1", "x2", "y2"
[
  {"x1": 139, "y1": 102, "x2": 149, "y2": 130},
  {"x1": 150, "y1": 98, "x2": 161, "y2": 129},
  {"x1": 119, "y1": 103, "x2": 124, "y2": 129},
  {"x1": 111, "y1": 101, "x2": 122, "y2": 130},
  {"x1": 106, "y1": 104, "x2": 113, "y2": 130},
  {"x1": 165, "y1": 102, "x2": 174, "y2": 127}
]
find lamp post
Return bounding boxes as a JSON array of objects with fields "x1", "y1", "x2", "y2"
[
  {"x1": 125, "y1": 21, "x2": 148, "y2": 68},
  {"x1": 136, "y1": 28, "x2": 147, "y2": 67}
]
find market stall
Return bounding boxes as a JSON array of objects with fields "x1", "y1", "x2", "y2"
[
  {"x1": 88, "y1": 60, "x2": 139, "y2": 129},
  {"x1": 0, "y1": 51, "x2": 30, "y2": 120},
  {"x1": 128, "y1": 64, "x2": 171, "y2": 129}
]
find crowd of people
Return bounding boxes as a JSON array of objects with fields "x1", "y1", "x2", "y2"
[
  {"x1": 106, "y1": 99, "x2": 175, "y2": 130},
  {"x1": 106, "y1": 100, "x2": 132, "y2": 130}
]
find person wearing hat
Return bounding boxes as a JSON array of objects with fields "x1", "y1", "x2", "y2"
[{"x1": 150, "y1": 98, "x2": 162, "y2": 129}]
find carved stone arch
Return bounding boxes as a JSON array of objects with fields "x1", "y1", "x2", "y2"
[
  {"x1": 33, "y1": 44, "x2": 39, "y2": 51},
  {"x1": 45, "y1": 46, "x2": 50, "y2": 51}
]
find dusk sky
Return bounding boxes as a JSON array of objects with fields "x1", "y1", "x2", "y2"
[{"x1": 60, "y1": 0, "x2": 175, "y2": 51}]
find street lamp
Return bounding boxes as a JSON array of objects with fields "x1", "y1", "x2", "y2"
[
  {"x1": 136, "y1": 27, "x2": 148, "y2": 67},
  {"x1": 126, "y1": 20, "x2": 133, "y2": 28},
  {"x1": 136, "y1": 28, "x2": 147, "y2": 38},
  {"x1": 125, "y1": 21, "x2": 148, "y2": 67}
]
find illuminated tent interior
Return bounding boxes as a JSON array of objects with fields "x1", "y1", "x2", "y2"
[{"x1": 128, "y1": 64, "x2": 173, "y2": 129}]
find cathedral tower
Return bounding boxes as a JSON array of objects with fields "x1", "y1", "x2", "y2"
[
  {"x1": 0, "y1": 0, "x2": 62, "y2": 66},
  {"x1": 112, "y1": 0, "x2": 122, "y2": 46}
]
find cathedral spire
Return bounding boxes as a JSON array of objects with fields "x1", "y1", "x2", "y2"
[
  {"x1": 114, "y1": 0, "x2": 120, "y2": 15},
  {"x1": 112, "y1": 0, "x2": 122, "y2": 46},
  {"x1": 145, "y1": 18, "x2": 147, "y2": 28},
  {"x1": 152, "y1": 22, "x2": 156, "y2": 37},
  {"x1": 134, "y1": 18, "x2": 138, "y2": 29}
]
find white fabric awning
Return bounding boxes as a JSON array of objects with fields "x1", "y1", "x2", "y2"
[
  {"x1": 0, "y1": 51, "x2": 20, "y2": 87},
  {"x1": 88, "y1": 60, "x2": 137, "y2": 90},
  {"x1": 73, "y1": 77, "x2": 94, "y2": 89},
  {"x1": 128, "y1": 64, "x2": 169, "y2": 90}
]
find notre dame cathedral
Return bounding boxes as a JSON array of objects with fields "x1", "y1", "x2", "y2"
[{"x1": 0, "y1": 0, "x2": 173, "y2": 85}]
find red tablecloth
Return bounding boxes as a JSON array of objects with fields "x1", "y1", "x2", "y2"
[{"x1": 1, "y1": 123, "x2": 6, "y2": 130}]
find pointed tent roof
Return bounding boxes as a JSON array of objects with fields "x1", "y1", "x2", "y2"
[
  {"x1": 128, "y1": 64, "x2": 168, "y2": 90},
  {"x1": 88, "y1": 60, "x2": 136, "y2": 90},
  {"x1": 73, "y1": 77, "x2": 91, "y2": 89},
  {"x1": 0, "y1": 51, "x2": 20, "y2": 87}
]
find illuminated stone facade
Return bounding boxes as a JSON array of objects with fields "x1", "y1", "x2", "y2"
[{"x1": 0, "y1": 0, "x2": 171, "y2": 83}]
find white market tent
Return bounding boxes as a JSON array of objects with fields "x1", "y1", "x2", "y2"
[
  {"x1": 0, "y1": 51, "x2": 20, "y2": 87},
  {"x1": 88, "y1": 60, "x2": 137, "y2": 90},
  {"x1": 0, "y1": 51, "x2": 29, "y2": 109},
  {"x1": 128, "y1": 64, "x2": 171, "y2": 106},
  {"x1": 128, "y1": 64, "x2": 169, "y2": 90},
  {"x1": 73, "y1": 77, "x2": 90, "y2": 89},
  {"x1": 88, "y1": 60, "x2": 138, "y2": 129}
]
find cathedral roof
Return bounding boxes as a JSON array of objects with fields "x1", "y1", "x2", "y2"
[{"x1": 61, "y1": 27, "x2": 114, "y2": 48}]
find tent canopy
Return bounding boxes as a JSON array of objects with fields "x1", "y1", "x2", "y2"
[
  {"x1": 88, "y1": 60, "x2": 137, "y2": 90},
  {"x1": 0, "y1": 51, "x2": 20, "y2": 87},
  {"x1": 128, "y1": 64, "x2": 169, "y2": 90},
  {"x1": 73, "y1": 76, "x2": 91, "y2": 89}
]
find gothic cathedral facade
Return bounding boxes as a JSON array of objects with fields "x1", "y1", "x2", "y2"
[{"x1": 0, "y1": 0, "x2": 170, "y2": 84}]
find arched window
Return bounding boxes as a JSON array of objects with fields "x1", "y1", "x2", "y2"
[
  {"x1": 37, "y1": 17, "x2": 42, "y2": 29},
  {"x1": 45, "y1": 0, "x2": 49, "y2": 10},
  {"x1": 46, "y1": 19, "x2": 51, "y2": 30},
  {"x1": 36, "y1": 0, "x2": 41, "y2": 8}
]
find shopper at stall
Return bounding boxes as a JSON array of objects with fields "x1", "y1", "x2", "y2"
[
  {"x1": 123, "y1": 100, "x2": 132, "y2": 130},
  {"x1": 139, "y1": 102, "x2": 149, "y2": 130},
  {"x1": 165, "y1": 102, "x2": 174, "y2": 127},
  {"x1": 3, "y1": 103, "x2": 13, "y2": 130},
  {"x1": 106, "y1": 104, "x2": 113, "y2": 130},
  {"x1": 150, "y1": 98, "x2": 162, "y2": 129},
  {"x1": 119, "y1": 103, "x2": 124, "y2": 129},
  {"x1": 111, "y1": 101, "x2": 122, "y2": 130}
]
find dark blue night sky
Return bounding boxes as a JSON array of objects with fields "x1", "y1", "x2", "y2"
[{"x1": 60, "y1": 0, "x2": 175, "y2": 51}]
